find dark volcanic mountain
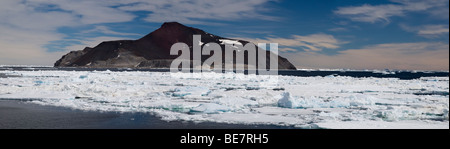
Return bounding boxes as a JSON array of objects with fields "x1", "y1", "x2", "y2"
[{"x1": 55, "y1": 22, "x2": 297, "y2": 70}]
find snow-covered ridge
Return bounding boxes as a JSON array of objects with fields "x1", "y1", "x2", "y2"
[
  {"x1": 219, "y1": 39, "x2": 243, "y2": 46},
  {"x1": 0, "y1": 70, "x2": 448, "y2": 129}
]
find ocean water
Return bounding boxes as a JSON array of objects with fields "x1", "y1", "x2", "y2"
[{"x1": 0, "y1": 66, "x2": 448, "y2": 129}]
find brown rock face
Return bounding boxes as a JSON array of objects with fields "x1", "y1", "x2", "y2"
[{"x1": 55, "y1": 22, "x2": 297, "y2": 70}]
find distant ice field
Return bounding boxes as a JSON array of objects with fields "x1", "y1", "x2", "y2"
[{"x1": 0, "y1": 69, "x2": 448, "y2": 129}]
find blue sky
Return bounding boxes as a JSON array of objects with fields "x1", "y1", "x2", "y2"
[{"x1": 0, "y1": 0, "x2": 448, "y2": 70}]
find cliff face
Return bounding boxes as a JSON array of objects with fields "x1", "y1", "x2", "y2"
[{"x1": 55, "y1": 22, "x2": 297, "y2": 70}]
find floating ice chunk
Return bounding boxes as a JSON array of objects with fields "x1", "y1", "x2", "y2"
[
  {"x1": 377, "y1": 106, "x2": 449, "y2": 122},
  {"x1": 158, "y1": 103, "x2": 196, "y2": 113},
  {"x1": 171, "y1": 86, "x2": 211, "y2": 97},
  {"x1": 0, "y1": 91, "x2": 73, "y2": 100},
  {"x1": 278, "y1": 92, "x2": 377, "y2": 109},
  {"x1": 316, "y1": 120, "x2": 449, "y2": 129},
  {"x1": 206, "y1": 113, "x2": 316, "y2": 127},
  {"x1": 318, "y1": 111, "x2": 341, "y2": 119},
  {"x1": 33, "y1": 80, "x2": 56, "y2": 86},
  {"x1": 277, "y1": 92, "x2": 300, "y2": 108},
  {"x1": 190, "y1": 103, "x2": 232, "y2": 114},
  {"x1": 208, "y1": 92, "x2": 227, "y2": 98},
  {"x1": 277, "y1": 92, "x2": 330, "y2": 109},
  {"x1": 34, "y1": 80, "x2": 44, "y2": 86},
  {"x1": 373, "y1": 70, "x2": 396, "y2": 75},
  {"x1": 325, "y1": 74, "x2": 338, "y2": 78},
  {"x1": 213, "y1": 98, "x2": 258, "y2": 109},
  {"x1": 254, "y1": 107, "x2": 316, "y2": 115},
  {"x1": 347, "y1": 94, "x2": 376, "y2": 106}
]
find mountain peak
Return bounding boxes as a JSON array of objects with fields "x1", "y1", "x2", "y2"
[
  {"x1": 139, "y1": 21, "x2": 207, "y2": 42},
  {"x1": 161, "y1": 22, "x2": 186, "y2": 28}
]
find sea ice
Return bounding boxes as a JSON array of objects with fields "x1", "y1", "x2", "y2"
[
  {"x1": 277, "y1": 92, "x2": 376, "y2": 109},
  {"x1": 170, "y1": 86, "x2": 211, "y2": 98},
  {"x1": 190, "y1": 103, "x2": 233, "y2": 114},
  {"x1": 277, "y1": 92, "x2": 300, "y2": 108},
  {"x1": 0, "y1": 69, "x2": 448, "y2": 129},
  {"x1": 212, "y1": 98, "x2": 258, "y2": 109}
]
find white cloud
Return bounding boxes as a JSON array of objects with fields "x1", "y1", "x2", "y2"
[
  {"x1": 118, "y1": 0, "x2": 278, "y2": 24},
  {"x1": 417, "y1": 25, "x2": 449, "y2": 36},
  {"x1": 335, "y1": 0, "x2": 449, "y2": 23},
  {"x1": 26, "y1": 0, "x2": 136, "y2": 24},
  {"x1": 328, "y1": 27, "x2": 348, "y2": 32},
  {"x1": 22, "y1": 0, "x2": 277, "y2": 25},
  {"x1": 284, "y1": 42, "x2": 449, "y2": 71},
  {"x1": 0, "y1": 0, "x2": 74, "y2": 65},
  {"x1": 238, "y1": 33, "x2": 342, "y2": 52},
  {"x1": 400, "y1": 24, "x2": 449, "y2": 38},
  {"x1": 80, "y1": 26, "x2": 142, "y2": 36},
  {"x1": 0, "y1": 0, "x2": 77, "y2": 31},
  {"x1": 0, "y1": 25, "x2": 67, "y2": 65},
  {"x1": 335, "y1": 4, "x2": 404, "y2": 23},
  {"x1": 279, "y1": 48, "x2": 298, "y2": 52}
]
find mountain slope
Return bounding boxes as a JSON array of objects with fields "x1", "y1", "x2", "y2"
[{"x1": 54, "y1": 22, "x2": 297, "y2": 70}]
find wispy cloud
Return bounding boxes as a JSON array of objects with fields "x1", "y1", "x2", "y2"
[
  {"x1": 284, "y1": 42, "x2": 449, "y2": 71},
  {"x1": 334, "y1": 0, "x2": 449, "y2": 23},
  {"x1": 0, "y1": 0, "x2": 69, "y2": 65},
  {"x1": 279, "y1": 48, "x2": 298, "y2": 52},
  {"x1": 0, "y1": 0, "x2": 77, "y2": 31},
  {"x1": 417, "y1": 25, "x2": 450, "y2": 37},
  {"x1": 0, "y1": 25, "x2": 67, "y2": 65},
  {"x1": 400, "y1": 24, "x2": 449, "y2": 38},
  {"x1": 27, "y1": 0, "x2": 136, "y2": 25},
  {"x1": 80, "y1": 26, "x2": 142, "y2": 36},
  {"x1": 20, "y1": 0, "x2": 278, "y2": 25},
  {"x1": 328, "y1": 27, "x2": 348, "y2": 32},
  {"x1": 118, "y1": 0, "x2": 278, "y2": 24},
  {"x1": 237, "y1": 33, "x2": 343, "y2": 52}
]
